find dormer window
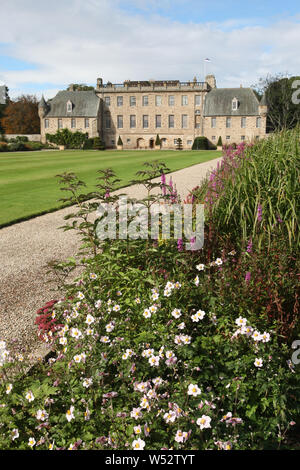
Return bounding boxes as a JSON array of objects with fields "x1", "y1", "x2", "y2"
[
  {"x1": 232, "y1": 97, "x2": 239, "y2": 111},
  {"x1": 67, "y1": 100, "x2": 73, "y2": 113}
]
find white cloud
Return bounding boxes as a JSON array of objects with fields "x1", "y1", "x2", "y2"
[{"x1": 0, "y1": 0, "x2": 299, "y2": 99}]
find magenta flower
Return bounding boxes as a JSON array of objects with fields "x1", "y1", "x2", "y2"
[
  {"x1": 245, "y1": 272, "x2": 251, "y2": 283},
  {"x1": 257, "y1": 204, "x2": 262, "y2": 222}
]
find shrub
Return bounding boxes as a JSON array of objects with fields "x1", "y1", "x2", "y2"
[
  {"x1": 83, "y1": 138, "x2": 95, "y2": 150},
  {"x1": 217, "y1": 136, "x2": 222, "y2": 147},
  {"x1": 46, "y1": 129, "x2": 87, "y2": 149},
  {"x1": 0, "y1": 142, "x2": 8, "y2": 152},
  {"x1": 24, "y1": 142, "x2": 44, "y2": 151},
  {"x1": 117, "y1": 135, "x2": 123, "y2": 146},
  {"x1": 176, "y1": 137, "x2": 183, "y2": 150},
  {"x1": 155, "y1": 134, "x2": 161, "y2": 146},
  {"x1": 192, "y1": 136, "x2": 208, "y2": 150},
  {"x1": 8, "y1": 142, "x2": 28, "y2": 151},
  {"x1": 0, "y1": 154, "x2": 298, "y2": 451},
  {"x1": 93, "y1": 137, "x2": 106, "y2": 150}
]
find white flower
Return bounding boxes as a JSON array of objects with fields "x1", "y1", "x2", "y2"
[
  {"x1": 89, "y1": 273, "x2": 97, "y2": 280},
  {"x1": 175, "y1": 430, "x2": 188, "y2": 443},
  {"x1": 113, "y1": 304, "x2": 120, "y2": 312},
  {"x1": 188, "y1": 383, "x2": 201, "y2": 397},
  {"x1": 70, "y1": 328, "x2": 82, "y2": 340},
  {"x1": 194, "y1": 276, "x2": 199, "y2": 286},
  {"x1": 142, "y1": 348, "x2": 154, "y2": 358},
  {"x1": 6, "y1": 384, "x2": 13, "y2": 394},
  {"x1": 134, "y1": 425, "x2": 142, "y2": 435},
  {"x1": 197, "y1": 415, "x2": 211, "y2": 429},
  {"x1": 95, "y1": 300, "x2": 102, "y2": 309},
  {"x1": 241, "y1": 325, "x2": 253, "y2": 336},
  {"x1": 215, "y1": 258, "x2": 223, "y2": 266},
  {"x1": 196, "y1": 264, "x2": 205, "y2": 271},
  {"x1": 235, "y1": 316, "x2": 247, "y2": 327},
  {"x1": 177, "y1": 322, "x2": 185, "y2": 330},
  {"x1": 164, "y1": 411, "x2": 177, "y2": 423},
  {"x1": 82, "y1": 378, "x2": 93, "y2": 388},
  {"x1": 140, "y1": 396, "x2": 150, "y2": 409},
  {"x1": 152, "y1": 293, "x2": 159, "y2": 301},
  {"x1": 85, "y1": 327, "x2": 94, "y2": 336},
  {"x1": 152, "y1": 377, "x2": 163, "y2": 386},
  {"x1": 135, "y1": 298, "x2": 141, "y2": 304},
  {"x1": 132, "y1": 438, "x2": 145, "y2": 450},
  {"x1": 149, "y1": 305, "x2": 157, "y2": 314},
  {"x1": 77, "y1": 291, "x2": 85, "y2": 300},
  {"x1": 25, "y1": 391, "x2": 35, "y2": 402},
  {"x1": 100, "y1": 336, "x2": 110, "y2": 343},
  {"x1": 85, "y1": 314, "x2": 95, "y2": 325},
  {"x1": 143, "y1": 309, "x2": 151, "y2": 319},
  {"x1": 252, "y1": 330, "x2": 262, "y2": 342},
  {"x1": 73, "y1": 354, "x2": 82, "y2": 363},
  {"x1": 171, "y1": 308, "x2": 181, "y2": 319},
  {"x1": 36, "y1": 409, "x2": 49, "y2": 421},
  {"x1": 261, "y1": 332, "x2": 270, "y2": 343},
  {"x1": 254, "y1": 358, "x2": 263, "y2": 368},
  {"x1": 28, "y1": 437, "x2": 36, "y2": 447},
  {"x1": 105, "y1": 322, "x2": 115, "y2": 332},
  {"x1": 11, "y1": 429, "x2": 19, "y2": 441},
  {"x1": 66, "y1": 406, "x2": 75, "y2": 422},
  {"x1": 59, "y1": 336, "x2": 67, "y2": 346},
  {"x1": 130, "y1": 408, "x2": 142, "y2": 420},
  {"x1": 149, "y1": 355, "x2": 160, "y2": 367}
]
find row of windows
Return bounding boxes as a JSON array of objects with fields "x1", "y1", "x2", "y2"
[
  {"x1": 104, "y1": 94, "x2": 202, "y2": 107},
  {"x1": 44, "y1": 118, "x2": 90, "y2": 129},
  {"x1": 212, "y1": 135, "x2": 260, "y2": 141},
  {"x1": 109, "y1": 138, "x2": 194, "y2": 146},
  {"x1": 106, "y1": 114, "x2": 190, "y2": 129},
  {"x1": 211, "y1": 116, "x2": 261, "y2": 128}
]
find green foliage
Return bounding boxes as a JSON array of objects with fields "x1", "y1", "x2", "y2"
[
  {"x1": 93, "y1": 137, "x2": 105, "y2": 150},
  {"x1": 192, "y1": 136, "x2": 208, "y2": 150},
  {"x1": 217, "y1": 136, "x2": 222, "y2": 147},
  {"x1": 155, "y1": 134, "x2": 161, "y2": 146},
  {"x1": 0, "y1": 154, "x2": 299, "y2": 450},
  {"x1": 117, "y1": 135, "x2": 123, "y2": 146},
  {"x1": 46, "y1": 128, "x2": 87, "y2": 149}
]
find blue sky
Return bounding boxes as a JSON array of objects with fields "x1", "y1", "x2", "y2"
[{"x1": 0, "y1": 0, "x2": 299, "y2": 99}]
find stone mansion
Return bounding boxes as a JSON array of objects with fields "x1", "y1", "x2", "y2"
[{"x1": 38, "y1": 75, "x2": 268, "y2": 149}]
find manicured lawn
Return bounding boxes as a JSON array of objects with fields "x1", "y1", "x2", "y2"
[{"x1": 0, "y1": 149, "x2": 221, "y2": 227}]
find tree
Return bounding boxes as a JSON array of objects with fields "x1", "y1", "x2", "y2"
[
  {"x1": 252, "y1": 73, "x2": 300, "y2": 131},
  {"x1": 1, "y1": 95, "x2": 40, "y2": 134},
  {"x1": 67, "y1": 84, "x2": 95, "y2": 91},
  {"x1": 176, "y1": 137, "x2": 183, "y2": 150},
  {"x1": 155, "y1": 134, "x2": 161, "y2": 146}
]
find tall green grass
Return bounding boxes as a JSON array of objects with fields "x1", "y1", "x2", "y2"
[{"x1": 194, "y1": 127, "x2": 300, "y2": 251}]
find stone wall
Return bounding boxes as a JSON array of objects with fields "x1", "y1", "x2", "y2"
[{"x1": 5, "y1": 134, "x2": 41, "y2": 142}]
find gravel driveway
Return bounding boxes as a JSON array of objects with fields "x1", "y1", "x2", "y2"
[{"x1": 0, "y1": 157, "x2": 222, "y2": 359}]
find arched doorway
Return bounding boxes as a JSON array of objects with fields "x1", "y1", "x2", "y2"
[
  {"x1": 137, "y1": 137, "x2": 146, "y2": 149},
  {"x1": 149, "y1": 138, "x2": 154, "y2": 149}
]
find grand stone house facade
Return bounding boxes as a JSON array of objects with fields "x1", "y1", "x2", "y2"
[{"x1": 39, "y1": 75, "x2": 268, "y2": 149}]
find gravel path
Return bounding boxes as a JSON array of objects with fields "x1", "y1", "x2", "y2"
[{"x1": 0, "y1": 157, "x2": 222, "y2": 359}]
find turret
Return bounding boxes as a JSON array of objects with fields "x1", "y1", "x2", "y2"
[{"x1": 38, "y1": 95, "x2": 49, "y2": 119}]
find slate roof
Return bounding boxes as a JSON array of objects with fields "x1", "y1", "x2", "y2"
[
  {"x1": 43, "y1": 90, "x2": 100, "y2": 117},
  {"x1": 0, "y1": 85, "x2": 6, "y2": 105},
  {"x1": 204, "y1": 88, "x2": 260, "y2": 116}
]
